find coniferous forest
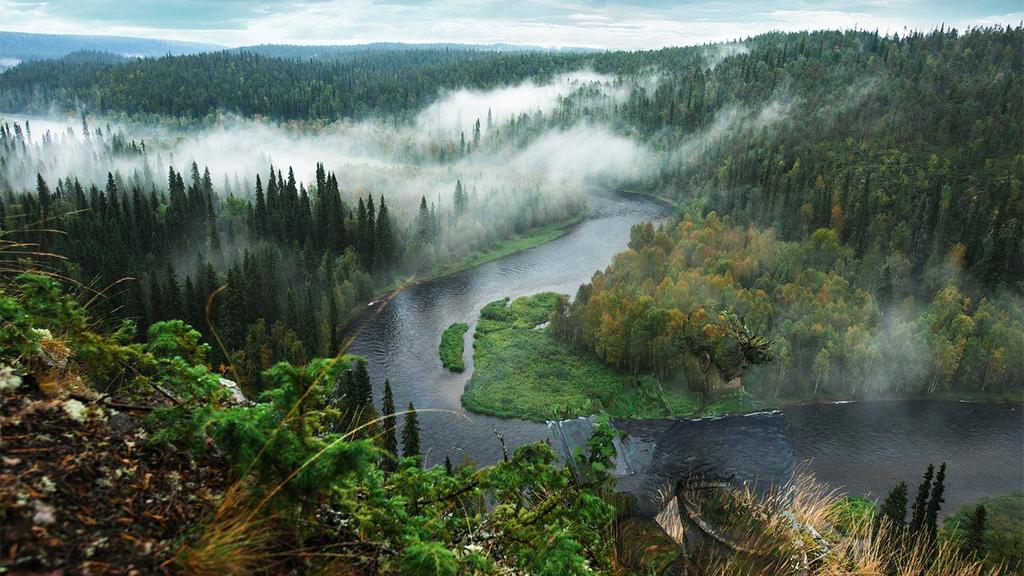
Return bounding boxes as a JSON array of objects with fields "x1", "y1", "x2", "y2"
[{"x1": 0, "y1": 18, "x2": 1022, "y2": 576}]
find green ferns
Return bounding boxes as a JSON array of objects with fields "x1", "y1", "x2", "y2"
[{"x1": 438, "y1": 322, "x2": 468, "y2": 372}]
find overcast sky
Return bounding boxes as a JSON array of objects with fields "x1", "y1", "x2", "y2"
[{"x1": 2, "y1": 0, "x2": 1021, "y2": 49}]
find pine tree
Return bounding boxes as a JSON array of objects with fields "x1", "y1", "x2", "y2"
[
  {"x1": 356, "y1": 195, "x2": 368, "y2": 256},
  {"x1": 877, "y1": 481, "x2": 909, "y2": 535},
  {"x1": 36, "y1": 173, "x2": 50, "y2": 215},
  {"x1": 254, "y1": 175, "x2": 267, "y2": 237},
  {"x1": 923, "y1": 462, "x2": 946, "y2": 539},
  {"x1": 910, "y1": 464, "x2": 934, "y2": 535},
  {"x1": 381, "y1": 379, "x2": 398, "y2": 468},
  {"x1": 364, "y1": 194, "x2": 376, "y2": 270},
  {"x1": 352, "y1": 360, "x2": 372, "y2": 409},
  {"x1": 402, "y1": 402, "x2": 421, "y2": 463},
  {"x1": 163, "y1": 264, "x2": 182, "y2": 318},
  {"x1": 416, "y1": 196, "x2": 432, "y2": 242},
  {"x1": 374, "y1": 195, "x2": 394, "y2": 270},
  {"x1": 444, "y1": 455, "x2": 453, "y2": 475},
  {"x1": 453, "y1": 179, "x2": 467, "y2": 216},
  {"x1": 148, "y1": 273, "x2": 163, "y2": 323},
  {"x1": 963, "y1": 504, "x2": 987, "y2": 559},
  {"x1": 876, "y1": 479, "x2": 909, "y2": 541}
]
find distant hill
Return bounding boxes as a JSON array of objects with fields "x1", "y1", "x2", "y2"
[
  {"x1": 233, "y1": 42, "x2": 599, "y2": 60},
  {"x1": 0, "y1": 31, "x2": 222, "y2": 69}
]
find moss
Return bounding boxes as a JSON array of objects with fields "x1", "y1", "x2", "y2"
[
  {"x1": 830, "y1": 496, "x2": 875, "y2": 535},
  {"x1": 439, "y1": 322, "x2": 469, "y2": 372}
]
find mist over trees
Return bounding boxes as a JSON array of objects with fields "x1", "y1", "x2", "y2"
[{"x1": 0, "y1": 25, "x2": 1020, "y2": 397}]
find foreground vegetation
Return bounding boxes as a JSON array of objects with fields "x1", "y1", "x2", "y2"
[
  {"x1": 943, "y1": 492, "x2": 1024, "y2": 572},
  {"x1": 2, "y1": 270, "x2": 1007, "y2": 574},
  {"x1": 1, "y1": 271, "x2": 619, "y2": 574},
  {"x1": 438, "y1": 322, "x2": 468, "y2": 371}
]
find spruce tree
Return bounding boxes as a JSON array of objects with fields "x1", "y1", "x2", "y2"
[
  {"x1": 254, "y1": 175, "x2": 267, "y2": 237},
  {"x1": 402, "y1": 402, "x2": 421, "y2": 463},
  {"x1": 148, "y1": 274, "x2": 163, "y2": 323},
  {"x1": 365, "y1": 193, "x2": 376, "y2": 269},
  {"x1": 963, "y1": 504, "x2": 987, "y2": 559},
  {"x1": 910, "y1": 463, "x2": 934, "y2": 534},
  {"x1": 416, "y1": 196, "x2": 432, "y2": 242},
  {"x1": 877, "y1": 481, "x2": 908, "y2": 536},
  {"x1": 353, "y1": 360, "x2": 372, "y2": 409},
  {"x1": 381, "y1": 379, "x2": 397, "y2": 457},
  {"x1": 453, "y1": 179, "x2": 467, "y2": 216},
  {"x1": 36, "y1": 173, "x2": 50, "y2": 216},
  {"x1": 374, "y1": 195, "x2": 393, "y2": 270},
  {"x1": 444, "y1": 454, "x2": 453, "y2": 475},
  {"x1": 923, "y1": 462, "x2": 946, "y2": 539}
]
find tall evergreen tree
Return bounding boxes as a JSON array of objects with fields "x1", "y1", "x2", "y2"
[
  {"x1": 381, "y1": 379, "x2": 398, "y2": 469},
  {"x1": 876, "y1": 481, "x2": 908, "y2": 536},
  {"x1": 254, "y1": 175, "x2": 267, "y2": 237},
  {"x1": 923, "y1": 462, "x2": 947, "y2": 539},
  {"x1": 352, "y1": 360, "x2": 372, "y2": 410},
  {"x1": 416, "y1": 196, "x2": 432, "y2": 242},
  {"x1": 36, "y1": 173, "x2": 50, "y2": 215},
  {"x1": 963, "y1": 504, "x2": 987, "y2": 559},
  {"x1": 163, "y1": 264, "x2": 182, "y2": 317},
  {"x1": 364, "y1": 194, "x2": 376, "y2": 270},
  {"x1": 453, "y1": 179, "x2": 467, "y2": 217},
  {"x1": 374, "y1": 195, "x2": 394, "y2": 270},
  {"x1": 910, "y1": 464, "x2": 934, "y2": 534},
  {"x1": 401, "y1": 401, "x2": 421, "y2": 464}
]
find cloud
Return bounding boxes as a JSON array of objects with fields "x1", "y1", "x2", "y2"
[{"x1": 1, "y1": 0, "x2": 1021, "y2": 49}]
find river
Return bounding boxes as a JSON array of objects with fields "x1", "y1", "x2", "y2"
[{"x1": 345, "y1": 188, "x2": 1023, "y2": 516}]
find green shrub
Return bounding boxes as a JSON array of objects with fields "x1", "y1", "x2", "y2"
[{"x1": 439, "y1": 322, "x2": 468, "y2": 372}]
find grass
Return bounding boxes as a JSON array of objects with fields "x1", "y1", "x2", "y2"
[
  {"x1": 942, "y1": 492, "x2": 1024, "y2": 573},
  {"x1": 422, "y1": 213, "x2": 584, "y2": 282},
  {"x1": 830, "y1": 496, "x2": 876, "y2": 535},
  {"x1": 462, "y1": 293, "x2": 702, "y2": 421},
  {"x1": 439, "y1": 322, "x2": 468, "y2": 372}
]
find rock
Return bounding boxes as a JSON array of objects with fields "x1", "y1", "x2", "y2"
[
  {"x1": 32, "y1": 501, "x2": 56, "y2": 525},
  {"x1": 219, "y1": 377, "x2": 248, "y2": 404}
]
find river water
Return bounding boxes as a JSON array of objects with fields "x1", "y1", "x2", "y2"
[{"x1": 345, "y1": 189, "x2": 1023, "y2": 516}]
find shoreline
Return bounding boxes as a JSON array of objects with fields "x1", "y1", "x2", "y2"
[{"x1": 337, "y1": 210, "x2": 587, "y2": 345}]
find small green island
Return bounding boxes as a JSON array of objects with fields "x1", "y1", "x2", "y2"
[
  {"x1": 439, "y1": 322, "x2": 469, "y2": 372},
  {"x1": 461, "y1": 293, "x2": 765, "y2": 421}
]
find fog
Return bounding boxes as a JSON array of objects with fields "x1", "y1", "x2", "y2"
[
  {"x1": 415, "y1": 70, "x2": 626, "y2": 136},
  {"x1": 0, "y1": 71, "x2": 657, "y2": 270},
  {"x1": 702, "y1": 42, "x2": 749, "y2": 69}
]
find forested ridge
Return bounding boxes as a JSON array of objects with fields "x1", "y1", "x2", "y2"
[
  {"x1": 3, "y1": 26, "x2": 1020, "y2": 289},
  {"x1": 0, "y1": 48, "x2": 589, "y2": 120}
]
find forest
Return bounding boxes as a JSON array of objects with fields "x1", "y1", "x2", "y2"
[
  {"x1": 1, "y1": 22, "x2": 1022, "y2": 575},
  {"x1": 549, "y1": 215, "x2": 1022, "y2": 401}
]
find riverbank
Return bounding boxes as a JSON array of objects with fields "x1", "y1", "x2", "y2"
[
  {"x1": 460, "y1": 293, "x2": 1023, "y2": 423},
  {"x1": 419, "y1": 211, "x2": 586, "y2": 283},
  {"x1": 338, "y1": 211, "x2": 587, "y2": 347}
]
